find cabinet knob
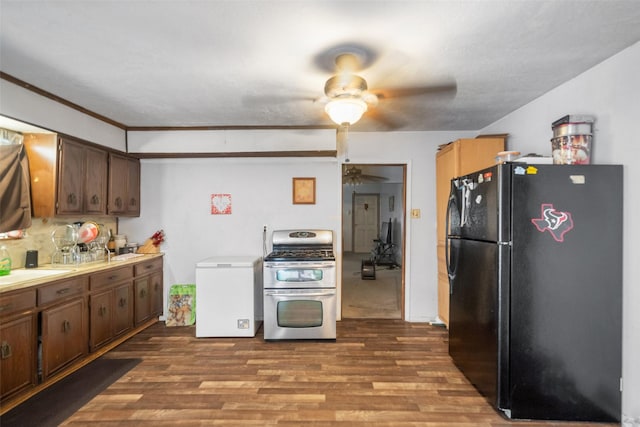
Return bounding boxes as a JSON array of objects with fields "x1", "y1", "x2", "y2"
[
  {"x1": 119, "y1": 297, "x2": 127, "y2": 307},
  {"x1": 139, "y1": 289, "x2": 147, "y2": 298},
  {"x1": 115, "y1": 197, "x2": 123, "y2": 208},
  {"x1": 1, "y1": 341, "x2": 12, "y2": 359},
  {"x1": 67, "y1": 193, "x2": 77, "y2": 205},
  {"x1": 62, "y1": 320, "x2": 71, "y2": 332},
  {"x1": 91, "y1": 194, "x2": 100, "y2": 205},
  {"x1": 130, "y1": 198, "x2": 137, "y2": 206}
]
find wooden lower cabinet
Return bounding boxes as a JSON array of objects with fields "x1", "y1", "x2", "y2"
[
  {"x1": 114, "y1": 283, "x2": 134, "y2": 336},
  {"x1": 89, "y1": 266, "x2": 134, "y2": 352},
  {"x1": 41, "y1": 297, "x2": 88, "y2": 380},
  {"x1": 0, "y1": 255, "x2": 163, "y2": 406},
  {"x1": 134, "y1": 259, "x2": 163, "y2": 325},
  {"x1": 0, "y1": 314, "x2": 38, "y2": 400},
  {"x1": 134, "y1": 273, "x2": 162, "y2": 325}
]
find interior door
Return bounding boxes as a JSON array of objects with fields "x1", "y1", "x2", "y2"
[{"x1": 352, "y1": 193, "x2": 379, "y2": 253}]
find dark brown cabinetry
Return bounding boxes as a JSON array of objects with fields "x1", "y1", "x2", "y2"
[
  {"x1": 24, "y1": 133, "x2": 139, "y2": 218},
  {"x1": 89, "y1": 266, "x2": 134, "y2": 351},
  {"x1": 24, "y1": 135, "x2": 108, "y2": 217},
  {"x1": 108, "y1": 153, "x2": 140, "y2": 217},
  {"x1": 38, "y1": 277, "x2": 88, "y2": 380},
  {"x1": 0, "y1": 255, "x2": 162, "y2": 406},
  {"x1": 0, "y1": 290, "x2": 37, "y2": 401},
  {"x1": 134, "y1": 258, "x2": 163, "y2": 325}
]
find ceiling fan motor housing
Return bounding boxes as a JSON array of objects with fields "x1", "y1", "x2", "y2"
[{"x1": 324, "y1": 74, "x2": 368, "y2": 98}]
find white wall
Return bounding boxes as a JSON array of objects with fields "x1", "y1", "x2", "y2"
[
  {"x1": 118, "y1": 156, "x2": 342, "y2": 314},
  {"x1": 123, "y1": 129, "x2": 473, "y2": 324},
  {"x1": 481, "y1": 41, "x2": 640, "y2": 423},
  {"x1": 336, "y1": 130, "x2": 475, "y2": 322},
  {"x1": 0, "y1": 80, "x2": 126, "y2": 151}
]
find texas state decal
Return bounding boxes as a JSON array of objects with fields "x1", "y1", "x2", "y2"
[{"x1": 531, "y1": 203, "x2": 574, "y2": 242}]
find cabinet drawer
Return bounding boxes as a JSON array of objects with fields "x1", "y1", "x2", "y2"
[
  {"x1": 134, "y1": 258, "x2": 162, "y2": 276},
  {"x1": 90, "y1": 266, "x2": 134, "y2": 290},
  {"x1": 0, "y1": 290, "x2": 36, "y2": 318},
  {"x1": 38, "y1": 277, "x2": 88, "y2": 306}
]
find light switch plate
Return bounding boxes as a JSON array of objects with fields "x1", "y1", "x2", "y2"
[{"x1": 411, "y1": 209, "x2": 421, "y2": 219}]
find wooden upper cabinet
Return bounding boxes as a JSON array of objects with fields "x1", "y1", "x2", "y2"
[
  {"x1": 24, "y1": 135, "x2": 108, "y2": 217},
  {"x1": 84, "y1": 145, "x2": 109, "y2": 215},
  {"x1": 435, "y1": 137, "x2": 505, "y2": 327},
  {"x1": 57, "y1": 139, "x2": 84, "y2": 215},
  {"x1": 435, "y1": 137, "x2": 505, "y2": 244},
  {"x1": 126, "y1": 157, "x2": 141, "y2": 216},
  {"x1": 25, "y1": 133, "x2": 139, "y2": 217},
  {"x1": 108, "y1": 154, "x2": 140, "y2": 217}
]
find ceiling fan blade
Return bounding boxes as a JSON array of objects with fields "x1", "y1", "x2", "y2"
[
  {"x1": 372, "y1": 82, "x2": 457, "y2": 100},
  {"x1": 241, "y1": 93, "x2": 317, "y2": 107},
  {"x1": 360, "y1": 174, "x2": 388, "y2": 182},
  {"x1": 366, "y1": 107, "x2": 407, "y2": 130}
]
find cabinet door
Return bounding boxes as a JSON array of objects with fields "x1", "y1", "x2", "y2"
[
  {"x1": 57, "y1": 139, "x2": 85, "y2": 215},
  {"x1": 0, "y1": 314, "x2": 37, "y2": 399},
  {"x1": 84, "y1": 146, "x2": 108, "y2": 215},
  {"x1": 113, "y1": 283, "x2": 134, "y2": 336},
  {"x1": 89, "y1": 289, "x2": 113, "y2": 351},
  {"x1": 134, "y1": 278, "x2": 150, "y2": 325},
  {"x1": 108, "y1": 153, "x2": 129, "y2": 215},
  {"x1": 125, "y1": 158, "x2": 141, "y2": 216},
  {"x1": 41, "y1": 298, "x2": 87, "y2": 379},
  {"x1": 149, "y1": 271, "x2": 163, "y2": 317}
]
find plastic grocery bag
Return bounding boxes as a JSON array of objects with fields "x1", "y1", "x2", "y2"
[{"x1": 166, "y1": 284, "x2": 196, "y2": 327}]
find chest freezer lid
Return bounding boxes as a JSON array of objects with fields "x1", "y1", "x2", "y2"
[{"x1": 196, "y1": 256, "x2": 261, "y2": 268}]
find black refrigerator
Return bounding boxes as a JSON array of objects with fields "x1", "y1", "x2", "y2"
[{"x1": 446, "y1": 163, "x2": 622, "y2": 422}]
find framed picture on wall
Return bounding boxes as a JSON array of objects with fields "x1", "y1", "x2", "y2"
[{"x1": 292, "y1": 177, "x2": 316, "y2": 204}]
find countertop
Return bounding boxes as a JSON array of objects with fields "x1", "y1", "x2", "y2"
[{"x1": 0, "y1": 253, "x2": 164, "y2": 294}]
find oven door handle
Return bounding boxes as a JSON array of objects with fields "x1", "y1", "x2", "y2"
[
  {"x1": 264, "y1": 290, "x2": 335, "y2": 297},
  {"x1": 264, "y1": 264, "x2": 334, "y2": 269}
]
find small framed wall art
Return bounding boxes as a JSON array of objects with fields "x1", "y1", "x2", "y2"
[
  {"x1": 211, "y1": 193, "x2": 232, "y2": 214},
  {"x1": 292, "y1": 177, "x2": 316, "y2": 204}
]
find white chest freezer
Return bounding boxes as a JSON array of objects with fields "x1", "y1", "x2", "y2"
[{"x1": 195, "y1": 256, "x2": 263, "y2": 337}]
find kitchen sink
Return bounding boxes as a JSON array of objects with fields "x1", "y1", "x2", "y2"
[{"x1": 0, "y1": 268, "x2": 74, "y2": 285}]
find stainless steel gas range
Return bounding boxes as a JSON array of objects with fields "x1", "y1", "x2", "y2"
[{"x1": 263, "y1": 229, "x2": 336, "y2": 340}]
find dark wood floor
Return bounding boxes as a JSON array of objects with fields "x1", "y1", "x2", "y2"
[{"x1": 63, "y1": 320, "x2": 616, "y2": 426}]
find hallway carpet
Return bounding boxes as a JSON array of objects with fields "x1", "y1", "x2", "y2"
[{"x1": 341, "y1": 252, "x2": 401, "y2": 319}]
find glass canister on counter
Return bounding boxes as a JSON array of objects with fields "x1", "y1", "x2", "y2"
[{"x1": 114, "y1": 235, "x2": 127, "y2": 253}]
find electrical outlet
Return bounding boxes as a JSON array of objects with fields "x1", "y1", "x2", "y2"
[
  {"x1": 237, "y1": 319, "x2": 250, "y2": 329},
  {"x1": 411, "y1": 209, "x2": 421, "y2": 219}
]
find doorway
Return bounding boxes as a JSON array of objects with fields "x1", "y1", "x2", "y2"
[{"x1": 341, "y1": 164, "x2": 405, "y2": 319}]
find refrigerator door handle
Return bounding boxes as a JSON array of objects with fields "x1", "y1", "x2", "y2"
[{"x1": 445, "y1": 194, "x2": 458, "y2": 288}]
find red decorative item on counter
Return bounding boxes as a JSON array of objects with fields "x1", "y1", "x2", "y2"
[{"x1": 137, "y1": 229, "x2": 165, "y2": 254}]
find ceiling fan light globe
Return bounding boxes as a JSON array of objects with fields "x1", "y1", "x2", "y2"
[{"x1": 325, "y1": 98, "x2": 367, "y2": 125}]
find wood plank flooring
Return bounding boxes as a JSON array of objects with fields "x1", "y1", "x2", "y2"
[{"x1": 62, "y1": 320, "x2": 616, "y2": 426}]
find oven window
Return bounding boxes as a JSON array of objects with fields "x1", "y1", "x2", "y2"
[
  {"x1": 277, "y1": 300, "x2": 323, "y2": 328},
  {"x1": 276, "y1": 269, "x2": 323, "y2": 282}
]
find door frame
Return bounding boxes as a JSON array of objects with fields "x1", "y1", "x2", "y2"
[{"x1": 340, "y1": 163, "x2": 407, "y2": 320}]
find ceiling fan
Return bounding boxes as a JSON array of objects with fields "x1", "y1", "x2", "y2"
[
  {"x1": 343, "y1": 165, "x2": 387, "y2": 185},
  {"x1": 318, "y1": 47, "x2": 457, "y2": 130}
]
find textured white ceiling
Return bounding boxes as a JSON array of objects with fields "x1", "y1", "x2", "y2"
[{"x1": 1, "y1": 1, "x2": 639, "y2": 131}]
